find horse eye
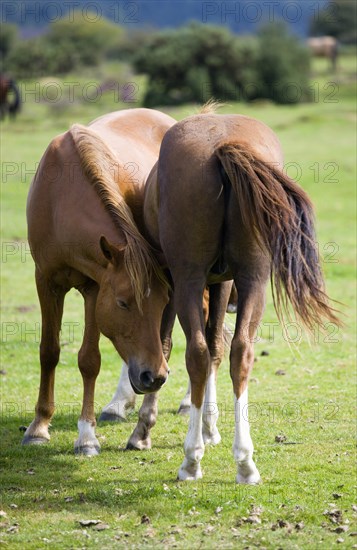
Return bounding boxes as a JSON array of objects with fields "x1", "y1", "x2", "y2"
[{"x1": 116, "y1": 299, "x2": 129, "y2": 311}]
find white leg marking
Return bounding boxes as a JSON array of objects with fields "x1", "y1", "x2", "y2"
[
  {"x1": 100, "y1": 363, "x2": 136, "y2": 420},
  {"x1": 233, "y1": 389, "x2": 261, "y2": 484},
  {"x1": 75, "y1": 419, "x2": 100, "y2": 455},
  {"x1": 178, "y1": 381, "x2": 191, "y2": 414},
  {"x1": 202, "y1": 371, "x2": 221, "y2": 445},
  {"x1": 178, "y1": 405, "x2": 204, "y2": 481}
]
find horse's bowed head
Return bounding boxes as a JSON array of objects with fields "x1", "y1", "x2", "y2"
[{"x1": 96, "y1": 235, "x2": 169, "y2": 394}]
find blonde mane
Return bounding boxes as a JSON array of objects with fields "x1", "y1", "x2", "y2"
[
  {"x1": 198, "y1": 99, "x2": 224, "y2": 114},
  {"x1": 70, "y1": 123, "x2": 166, "y2": 308}
]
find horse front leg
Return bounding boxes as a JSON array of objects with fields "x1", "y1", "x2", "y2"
[
  {"x1": 99, "y1": 363, "x2": 136, "y2": 422},
  {"x1": 231, "y1": 276, "x2": 267, "y2": 484},
  {"x1": 175, "y1": 280, "x2": 209, "y2": 481},
  {"x1": 177, "y1": 381, "x2": 191, "y2": 415},
  {"x1": 126, "y1": 393, "x2": 158, "y2": 450},
  {"x1": 22, "y1": 270, "x2": 66, "y2": 445},
  {"x1": 126, "y1": 297, "x2": 176, "y2": 450},
  {"x1": 75, "y1": 283, "x2": 101, "y2": 456}
]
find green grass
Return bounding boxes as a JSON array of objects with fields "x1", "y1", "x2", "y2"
[{"x1": 0, "y1": 58, "x2": 356, "y2": 548}]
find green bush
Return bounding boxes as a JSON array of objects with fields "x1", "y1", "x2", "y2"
[
  {"x1": 254, "y1": 22, "x2": 311, "y2": 104},
  {"x1": 133, "y1": 22, "x2": 310, "y2": 107},
  {"x1": 7, "y1": 11, "x2": 123, "y2": 78},
  {"x1": 7, "y1": 38, "x2": 53, "y2": 78},
  {"x1": 133, "y1": 23, "x2": 260, "y2": 106},
  {"x1": 46, "y1": 11, "x2": 122, "y2": 67}
]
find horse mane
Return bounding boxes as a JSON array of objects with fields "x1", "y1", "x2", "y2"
[
  {"x1": 70, "y1": 123, "x2": 167, "y2": 309},
  {"x1": 198, "y1": 99, "x2": 224, "y2": 114}
]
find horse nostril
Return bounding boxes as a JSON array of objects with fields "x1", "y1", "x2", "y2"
[{"x1": 140, "y1": 370, "x2": 155, "y2": 388}]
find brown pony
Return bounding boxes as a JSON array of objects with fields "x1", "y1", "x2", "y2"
[
  {"x1": 23, "y1": 108, "x2": 176, "y2": 455},
  {"x1": 140, "y1": 111, "x2": 339, "y2": 483},
  {"x1": 0, "y1": 74, "x2": 21, "y2": 119}
]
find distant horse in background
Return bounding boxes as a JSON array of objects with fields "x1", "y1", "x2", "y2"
[
  {"x1": 0, "y1": 74, "x2": 21, "y2": 119},
  {"x1": 307, "y1": 36, "x2": 338, "y2": 71}
]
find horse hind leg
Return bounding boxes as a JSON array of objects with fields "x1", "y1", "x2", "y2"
[
  {"x1": 177, "y1": 285, "x2": 209, "y2": 416},
  {"x1": 74, "y1": 283, "x2": 101, "y2": 455},
  {"x1": 22, "y1": 270, "x2": 66, "y2": 445},
  {"x1": 174, "y1": 279, "x2": 210, "y2": 481},
  {"x1": 230, "y1": 273, "x2": 268, "y2": 484},
  {"x1": 202, "y1": 281, "x2": 232, "y2": 445}
]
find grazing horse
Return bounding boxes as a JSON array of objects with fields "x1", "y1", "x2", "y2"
[
  {"x1": 0, "y1": 74, "x2": 21, "y2": 119},
  {"x1": 130, "y1": 111, "x2": 338, "y2": 483},
  {"x1": 23, "y1": 108, "x2": 177, "y2": 455},
  {"x1": 307, "y1": 36, "x2": 338, "y2": 71}
]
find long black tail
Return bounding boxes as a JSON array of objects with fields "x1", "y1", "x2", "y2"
[{"x1": 215, "y1": 141, "x2": 340, "y2": 331}]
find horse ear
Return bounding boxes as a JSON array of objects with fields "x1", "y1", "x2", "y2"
[{"x1": 99, "y1": 236, "x2": 125, "y2": 266}]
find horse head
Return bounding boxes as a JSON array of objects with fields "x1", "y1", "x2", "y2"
[{"x1": 96, "y1": 236, "x2": 169, "y2": 394}]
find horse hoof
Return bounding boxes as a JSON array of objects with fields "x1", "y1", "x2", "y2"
[
  {"x1": 125, "y1": 438, "x2": 151, "y2": 451},
  {"x1": 22, "y1": 435, "x2": 49, "y2": 446},
  {"x1": 177, "y1": 465, "x2": 203, "y2": 481},
  {"x1": 177, "y1": 404, "x2": 190, "y2": 416},
  {"x1": 236, "y1": 472, "x2": 261, "y2": 485},
  {"x1": 74, "y1": 445, "x2": 100, "y2": 456},
  {"x1": 202, "y1": 431, "x2": 221, "y2": 446},
  {"x1": 98, "y1": 411, "x2": 126, "y2": 423}
]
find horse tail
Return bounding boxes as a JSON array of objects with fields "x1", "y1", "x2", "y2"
[
  {"x1": 8, "y1": 79, "x2": 21, "y2": 116},
  {"x1": 215, "y1": 141, "x2": 340, "y2": 331}
]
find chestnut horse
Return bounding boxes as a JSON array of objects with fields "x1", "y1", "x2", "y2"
[
  {"x1": 122, "y1": 111, "x2": 337, "y2": 483},
  {"x1": 23, "y1": 108, "x2": 177, "y2": 455}
]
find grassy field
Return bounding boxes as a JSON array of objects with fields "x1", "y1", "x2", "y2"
[{"x1": 0, "y1": 56, "x2": 356, "y2": 549}]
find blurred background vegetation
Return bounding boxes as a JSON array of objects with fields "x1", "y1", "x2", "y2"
[{"x1": 0, "y1": 0, "x2": 355, "y2": 109}]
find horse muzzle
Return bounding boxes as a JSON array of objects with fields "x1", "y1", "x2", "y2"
[{"x1": 128, "y1": 361, "x2": 168, "y2": 394}]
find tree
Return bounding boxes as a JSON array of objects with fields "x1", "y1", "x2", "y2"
[{"x1": 310, "y1": 0, "x2": 356, "y2": 44}]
